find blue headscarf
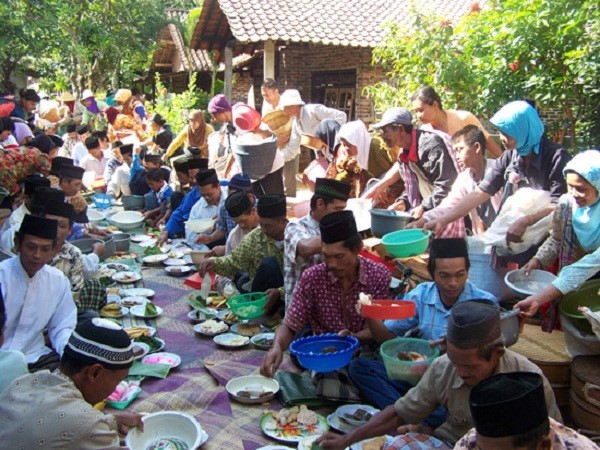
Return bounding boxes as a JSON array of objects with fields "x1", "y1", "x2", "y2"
[
  {"x1": 490, "y1": 101, "x2": 544, "y2": 156},
  {"x1": 564, "y1": 150, "x2": 600, "y2": 252}
]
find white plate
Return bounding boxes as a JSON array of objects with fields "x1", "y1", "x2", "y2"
[
  {"x1": 215, "y1": 308, "x2": 237, "y2": 324},
  {"x1": 335, "y1": 404, "x2": 379, "y2": 427},
  {"x1": 225, "y1": 375, "x2": 279, "y2": 404},
  {"x1": 112, "y1": 271, "x2": 142, "y2": 283},
  {"x1": 107, "y1": 294, "x2": 121, "y2": 303},
  {"x1": 326, "y1": 413, "x2": 355, "y2": 434},
  {"x1": 130, "y1": 304, "x2": 163, "y2": 318},
  {"x1": 164, "y1": 258, "x2": 187, "y2": 266},
  {"x1": 121, "y1": 288, "x2": 155, "y2": 298},
  {"x1": 349, "y1": 436, "x2": 393, "y2": 450},
  {"x1": 132, "y1": 342, "x2": 150, "y2": 360},
  {"x1": 213, "y1": 333, "x2": 249, "y2": 347},
  {"x1": 124, "y1": 325, "x2": 157, "y2": 338},
  {"x1": 144, "y1": 337, "x2": 166, "y2": 354},
  {"x1": 187, "y1": 309, "x2": 216, "y2": 323},
  {"x1": 164, "y1": 266, "x2": 194, "y2": 277},
  {"x1": 298, "y1": 435, "x2": 323, "y2": 450},
  {"x1": 101, "y1": 262, "x2": 129, "y2": 271},
  {"x1": 250, "y1": 332, "x2": 276, "y2": 350},
  {"x1": 142, "y1": 254, "x2": 168, "y2": 265},
  {"x1": 230, "y1": 323, "x2": 268, "y2": 337},
  {"x1": 142, "y1": 352, "x2": 181, "y2": 368},
  {"x1": 99, "y1": 305, "x2": 129, "y2": 319},
  {"x1": 138, "y1": 238, "x2": 158, "y2": 248},
  {"x1": 193, "y1": 322, "x2": 228, "y2": 336},
  {"x1": 261, "y1": 412, "x2": 329, "y2": 443},
  {"x1": 119, "y1": 296, "x2": 148, "y2": 307},
  {"x1": 256, "y1": 446, "x2": 295, "y2": 450},
  {"x1": 131, "y1": 234, "x2": 153, "y2": 242},
  {"x1": 165, "y1": 250, "x2": 185, "y2": 259}
]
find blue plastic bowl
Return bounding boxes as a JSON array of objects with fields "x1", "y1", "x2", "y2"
[
  {"x1": 94, "y1": 193, "x2": 112, "y2": 210},
  {"x1": 289, "y1": 333, "x2": 360, "y2": 372}
]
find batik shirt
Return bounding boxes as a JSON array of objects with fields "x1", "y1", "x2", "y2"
[{"x1": 49, "y1": 242, "x2": 85, "y2": 293}]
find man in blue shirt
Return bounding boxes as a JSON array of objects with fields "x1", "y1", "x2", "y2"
[
  {"x1": 158, "y1": 157, "x2": 208, "y2": 242},
  {"x1": 348, "y1": 238, "x2": 497, "y2": 427}
]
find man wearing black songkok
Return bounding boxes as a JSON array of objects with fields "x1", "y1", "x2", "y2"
[
  {"x1": 186, "y1": 169, "x2": 226, "y2": 249},
  {"x1": 0, "y1": 318, "x2": 144, "y2": 447},
  {"x1": 0, "y1": 214, "x2": 76, "y2": 372},
  {"x1": 454, "y1": 372, "x2": 598, "y2": 449},
  {"x1": 283, "y1": 177, "x2": 351, "y2": 310},
  {"x1": 318, "y1": 300, "x2": 561, "y2": 450},
  {"x1": 261, "y1": 211, "x2": 391, "y2": 401},
  {"x1": 348, "y1": 238, "x2": 497, "y2": 417},
  {"x1": 201, "y1": 194, "x2": 288, "y2": 313}
]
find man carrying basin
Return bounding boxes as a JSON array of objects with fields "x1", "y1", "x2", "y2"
[
  {"x1": 261, "y1": 211, "x2": 390, "y2": 399},
  {"x1": 348, "y1": 238, "x2": 497, "y2": 424},
  {"x1": 317, "y1": 300, "x2": 561, "y2": 450}
]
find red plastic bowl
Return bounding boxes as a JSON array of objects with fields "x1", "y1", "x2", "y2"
[
  {"x1": 233, "y1": 103, "x2": 261, "y2": 131},
  {"x1": 360, "y1": 300, "x2": 416, "y2": 320}
]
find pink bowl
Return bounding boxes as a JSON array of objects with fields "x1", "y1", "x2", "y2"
[{"x1": 233, "y1": 103, "x2": 261, "y2": 131}]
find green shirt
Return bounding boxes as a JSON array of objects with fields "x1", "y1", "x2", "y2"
[{"x1": 213, "y1": 227, "x2": 284, "y2": 285}]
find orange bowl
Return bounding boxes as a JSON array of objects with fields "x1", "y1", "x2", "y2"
[{"x1": 360, "y1": 300, "x2": 416, "y2": 320}]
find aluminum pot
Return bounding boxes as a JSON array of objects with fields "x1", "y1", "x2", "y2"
[
  {"x1": 111, "y1": 233, "x2": 131, "y2": 252},
  {"x1": 369, "y1": 209, "x2": 412, "y2": 238},
  {"x1": 500, "y1": 308, "x2": 520, "y2": 347}
]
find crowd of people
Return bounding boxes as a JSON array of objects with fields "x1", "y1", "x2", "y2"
[{"x1": 0, "y1": 80, "x2": 598, "y2": 449}]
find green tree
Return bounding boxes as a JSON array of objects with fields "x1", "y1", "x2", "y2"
[{"x1": 367, "y1": 0, "x2": 600, "y2": 149}]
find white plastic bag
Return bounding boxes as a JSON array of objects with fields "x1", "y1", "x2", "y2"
[{"x1": 480, "y1": 188, "x2": 552, "y2": 256}]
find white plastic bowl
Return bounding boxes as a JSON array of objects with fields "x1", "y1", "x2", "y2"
[
  {"x1": 185, "y1": 218, "x2": 216, "y2": 233},
  {"x1": 109, "y1": 211, "x2": 145, "y2": 231},
  {"x1": 125, "y1": 411, "x2": 207, "y2": 449},
  {"x1": 87, "y1": 209, "x2": 106, "y2": 224}
]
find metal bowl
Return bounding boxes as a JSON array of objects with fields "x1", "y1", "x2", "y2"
[
  {"x1": 122, "y1": 195, "x2": 145, "y2": 211},
  {"x1": 504, "y1": 269, "x2": 557, "y2": 299},
  {"x1": 500, "y1": 308, "x2": 520, "y2": 347},
  {"x1": 370, "y1": 209, "x2": 412, "y2": 238}
]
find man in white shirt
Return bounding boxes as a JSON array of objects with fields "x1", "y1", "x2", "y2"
[
  {"x1": 71, "y1": 124, "x2": 90, "y2": 165},
  {"x1": 107, "y1": 143, "x2": 133, "y2": 198},
  {"x1": 278, "y1": 89, "x2": 347, "y2": 196},
  {"x1": 408, "y1": 125, "x2": 502, "y2": 236},
  {"x1": 0, "y1": 214, "x2": 76, "y2": 371},
  {"x1": 59, "y1": 123, "x2": 79, "y2": 158},
  {"x1": 79, "y1": 135, "x2": 108, "y2": 180},
  {"x1": 187, "y1": 169, "x2": 227, "y2": 249},
  {"x1": 261, "y1": 78, "x2": 281, "y2": 115},
  {"x1": 0, "y1": 175, "x2": 50, "y2": 238}
]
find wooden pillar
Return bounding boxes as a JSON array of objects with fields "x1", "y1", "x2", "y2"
[
  {"x1": 224, "y1": 44, "x2": 233, "y2": 100},
  {"x1": 263, "y1": 39, "x2": 275, "y2": 80}
]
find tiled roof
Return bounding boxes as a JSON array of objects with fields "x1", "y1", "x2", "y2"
[
  {"x1": 193, "y1": 0, "x2": 483, "y2": 49},
  {"x1": 152, "y1": 9, "x2": 254, "y2": 74}
]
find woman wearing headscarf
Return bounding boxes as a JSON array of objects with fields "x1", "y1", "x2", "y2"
[
  {"x1": 80, "y1": 89, "x2": 107, "y2": 131},
  {"x1": 516, "y1": 150, "x2": 600, "y2": 354},
  {"x1": 299, "y1": 118, "x2": 340, "y2": 191},
  {"x1": 424, "y1": 101, "x2": 570, "y2": 259},
  {"x1": 163, "y1": 110, "x2": 214, "y2": 162},
  {"x1": 326, "y1": 120, "x2": 374, "y2": 197}
]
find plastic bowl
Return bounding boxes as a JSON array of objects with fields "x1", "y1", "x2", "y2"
[
  {"x1": 122, "y1": 195, "x2": 145, "y2": 211},
  {"x1": 380, "y1": 337, "x2": 439, "y2": 384},
  {"x1": 559, "y1": 279, "x2": 600, "y2": 334},
  {"x1": 381, "y1": 229, "x2": 431, "y2": 258},
  {"x1": 289, "y1": 333, "x2": 360, "y2": 372},
  {"x1": 109, "y1": 211, "x2": 145, "y2": 231},
  {"x1": 233, "y1": 103, "x2": 262, "y2": 131},
  {"x1": 190, "y1": 250, "x2": 210, "y2": 265},
  {"x1": 93, "y1": 193, "x2": 112, "y2": 210},
  {"x1": 504, "y1": 269, "x2": 557, "y2": 299},
  {"x1": 87, "y1": 209, "x2": 105, "y2": 224},
  {"x1": 227, "y1": 292, "x2": 268, "y2": 320},
  {"x1": 360, "y1": 300, "x2": 416, "y2": 320},
  {"x1": 370, "y1": 209, "x2": 412, "y2": 238},
  {"x1": 125, "y1": 411, "x2": 208, "y2": 449}
]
